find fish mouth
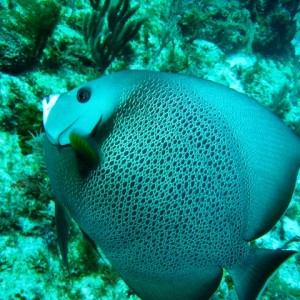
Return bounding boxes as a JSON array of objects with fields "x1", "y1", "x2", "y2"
[{"x1": 57, "y1": 116, "x2": 81, "y2": 146}]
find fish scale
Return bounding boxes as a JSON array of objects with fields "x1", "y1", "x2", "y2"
[{"x1": 43, "y1": 70, "x2": 300, "y2": 300}]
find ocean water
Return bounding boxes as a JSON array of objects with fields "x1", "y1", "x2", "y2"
[{"x1": 0, "y1": 0, "x2": 299, "y2": 299}]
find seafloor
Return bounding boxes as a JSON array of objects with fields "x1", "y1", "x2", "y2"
[{"x1": 0, "y1": 0, "x2": 300, "y2": 299}]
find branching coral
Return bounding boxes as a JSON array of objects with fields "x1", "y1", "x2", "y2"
[
  {"x1": 82, "y1": 0, "x2": 144, "y2": 72},
  {"x1": 0, "y1": 0, "x2": 60, "y2": 74}
]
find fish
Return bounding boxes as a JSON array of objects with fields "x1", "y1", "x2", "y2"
[{"x1": 42, "y1": 70, "x2": 300, "y2": 300}]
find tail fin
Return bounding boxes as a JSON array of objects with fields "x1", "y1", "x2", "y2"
[{"x1": 227, "y1": 248, "x2": 296, "y2": 300}]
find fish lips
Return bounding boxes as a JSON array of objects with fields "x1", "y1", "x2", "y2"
[{"x1": 57, "y1": 115, "x2": 103, "y2": 147}]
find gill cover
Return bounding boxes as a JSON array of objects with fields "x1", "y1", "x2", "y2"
[{"x1": 42, "y1": 79, "x2": 119, "y2": 146}]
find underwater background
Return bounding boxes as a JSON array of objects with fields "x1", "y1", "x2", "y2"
[{"x1": 0, "y1": 0, "x2": 300, "y2": 299}]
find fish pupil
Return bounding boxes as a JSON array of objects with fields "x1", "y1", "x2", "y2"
[{"x1": 77, "y1": 88, "x2": 91, "y2": 103}]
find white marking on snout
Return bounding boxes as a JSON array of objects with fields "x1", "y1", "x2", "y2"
[{"x1": 42, "y1": 94, "x2": 60, "y2": 126}]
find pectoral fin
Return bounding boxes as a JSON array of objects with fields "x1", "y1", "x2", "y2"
[{"x1": 69, "y1": 133, "x2": 100, "y2": 168}]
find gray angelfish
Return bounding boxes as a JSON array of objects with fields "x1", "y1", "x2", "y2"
[{"x1": 43, "y1": 70, "x2": 300, "y2": 300}]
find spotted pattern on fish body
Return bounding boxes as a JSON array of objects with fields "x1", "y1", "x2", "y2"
[{"x1": 43, "y1": 70, "x2": 300, "y2": 300}]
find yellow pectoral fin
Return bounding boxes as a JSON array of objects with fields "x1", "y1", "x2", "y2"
[{"x1": 69, "y1": 133, "x2": 100, "y2": 168}]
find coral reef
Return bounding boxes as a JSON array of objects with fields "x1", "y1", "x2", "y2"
[
  {"x1": 246, "y1": 0, "x2": 299, "y2": 54},
  {"x1": 0, "y1": 0, "x2": 61, "y2": 74},
  {"x1": 0, "y1": 75, "x2": 42, "y2": 154},
  {"x1": 0, "y1": 0, "x2": 299, "y2": 299},
  {"x1": 83, "y1": 0, "x2": 144, "y2": 72}
]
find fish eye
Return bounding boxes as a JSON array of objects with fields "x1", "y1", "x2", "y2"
[{"x1": 77, "y1": 88, "x2": 91, "y2": 103}]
